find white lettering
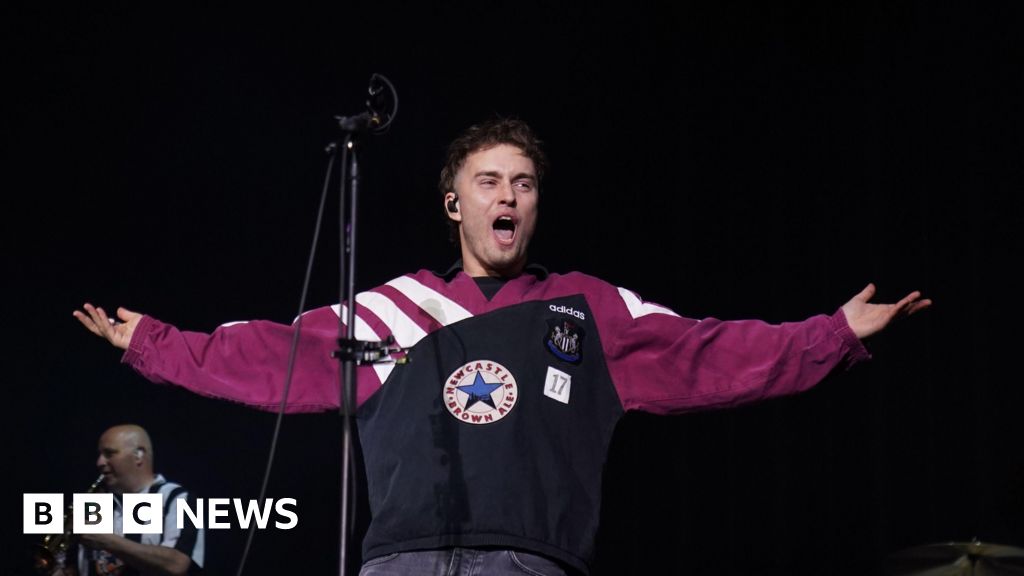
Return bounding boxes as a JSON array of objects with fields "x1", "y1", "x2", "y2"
[
  {"x1": 275, "y1": 499, "x2": 298, "y2": 529},
  {"x1": 549, "y1": 304, "x2": 585, "y2": 320},
  {"x1": 233, "y1": 498, "x2": 273, "y2": 529},
  {"x1": 208, "y1": 498, "x2": 231, "y2": 529},
  {"x1": 25, "y1": 493, "x2": 302, "y2": 533},
  {"x1": 177, "y1": 498, "x2": 204, "y2": 529}
]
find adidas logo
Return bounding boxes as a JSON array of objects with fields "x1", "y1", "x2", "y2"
[{"x1": 549, "y1": 304, "x2": 586, "y2": 320}]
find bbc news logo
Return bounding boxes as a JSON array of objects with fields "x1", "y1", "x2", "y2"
[{"x1": 24, "y1": 494, "x2": 298, "y2": 534}]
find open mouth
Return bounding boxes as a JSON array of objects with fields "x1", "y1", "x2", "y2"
[{"x1": 493, "y1": 216, "x2": 516, "y2": 244}]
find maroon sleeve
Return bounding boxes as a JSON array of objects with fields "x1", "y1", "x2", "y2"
[
  {"x1": 121, "y1": 306, "x2": 384, "y2": 412},
  {"x1": 600, "y1": 287, "x2": 870, "y2": 414}
]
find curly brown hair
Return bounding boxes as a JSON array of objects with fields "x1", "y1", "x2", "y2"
[{"x1": 439, "y1": 118, "x2": 548, "y2": 243}]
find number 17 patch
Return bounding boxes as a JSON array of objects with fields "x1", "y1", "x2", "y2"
[{"x1": 544, "y1": 366, "x2": 572, "y2": 404}]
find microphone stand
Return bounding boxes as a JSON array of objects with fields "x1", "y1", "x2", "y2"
[{"x1": 329, "y1": 74, "x2": 399, "y2": 576}]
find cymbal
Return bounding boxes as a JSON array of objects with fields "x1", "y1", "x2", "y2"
[{"x1": 885, "y1": 541, "x2": 1024, "y2": 576}]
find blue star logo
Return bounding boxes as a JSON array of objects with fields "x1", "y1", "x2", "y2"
[{"x1": 457, "y1": 372, "x2": 502, "y2": 410}]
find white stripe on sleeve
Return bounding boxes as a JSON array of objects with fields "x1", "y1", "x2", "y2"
[
  {"x1": 616, "y1": 287, "x2": 682, "y2": 319},
  {"x1": 385, "y1": 276, "x2": 474, "y2": 326}
]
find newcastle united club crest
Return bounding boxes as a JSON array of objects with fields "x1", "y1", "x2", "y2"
[{"x1": 545, "y1": 319, "x2": 584, "y2": 364}]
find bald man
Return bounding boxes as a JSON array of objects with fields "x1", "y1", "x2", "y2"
[{"x1": 59, "y1": 425, "x2": 204, "y2": 576}]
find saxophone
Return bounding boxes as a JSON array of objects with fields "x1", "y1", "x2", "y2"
[{"x1": 32, "y1": 474, "x2": 106, "y2": 575}]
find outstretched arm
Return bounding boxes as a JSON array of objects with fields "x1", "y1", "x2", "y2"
[
  {"x1": 841, "y1": 283, "x2": 932, "y2": 339},
  {"x1": 73, "y1": 303, "x2": 142, "y2": 350},
  {"x1": 71, "y1": 302, "x2": 384, "y2": 412},
  {"x1": 604, "y1": 279, "x2": 930, "y2": 414}
]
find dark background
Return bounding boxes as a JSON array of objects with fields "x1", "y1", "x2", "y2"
[{"x1": 6, "y1": 3, "x2": 1022, "y2": 575}]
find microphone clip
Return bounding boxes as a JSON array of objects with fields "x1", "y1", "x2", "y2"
[{"x1": 332, "y1": 335, "x2": 408, "y2": 365}]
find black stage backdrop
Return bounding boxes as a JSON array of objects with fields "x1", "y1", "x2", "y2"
[{"x1": 6, "y1": 3, "x2": 1022, "y2": 575}]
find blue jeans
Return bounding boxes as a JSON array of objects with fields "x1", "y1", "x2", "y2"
[{"x1": 358, "y1": 548, "x2": 570, "y2": 576}]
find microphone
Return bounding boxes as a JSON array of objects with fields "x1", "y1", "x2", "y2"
[{"x1": 336, "y1": 73, "x2": 398, "y2": 134}]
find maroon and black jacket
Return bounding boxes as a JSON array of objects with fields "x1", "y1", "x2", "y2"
[{"x1": 124, "y1": 265, "x2": 868, "y2": 573}]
